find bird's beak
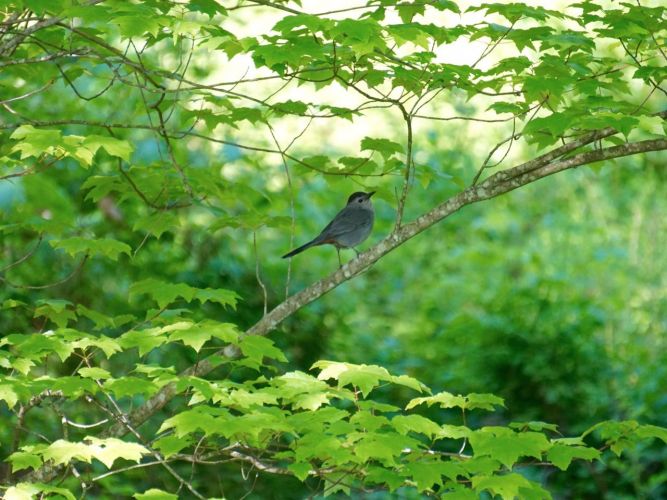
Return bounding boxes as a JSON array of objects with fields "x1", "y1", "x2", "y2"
[{"x1": 367, "y1": 191, "x2": 376, "y2": 198}]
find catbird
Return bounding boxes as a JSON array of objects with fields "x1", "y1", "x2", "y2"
[{"x1": 282, "y1": 191, "x2": 375, "y2": 266}]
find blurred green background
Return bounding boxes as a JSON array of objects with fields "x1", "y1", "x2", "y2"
[
  {"x1": 3, "y1": 126, "x2": 666, "y2": 497},
  {"x1": 2, "y1": 1, "x2": 667, "y2": 495}
]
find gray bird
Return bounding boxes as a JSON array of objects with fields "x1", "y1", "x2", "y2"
[{"x1": 282, "y1": 191, "x2": 375, "y2": 266}]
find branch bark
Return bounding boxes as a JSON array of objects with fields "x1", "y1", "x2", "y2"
[{"x1": 19, "y1": 130, "x2": 667, "y2": 485}]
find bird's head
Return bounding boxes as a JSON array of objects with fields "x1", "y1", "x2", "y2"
[{"x1": 347, "y1": 191, "x2": 375, "y2": 208}]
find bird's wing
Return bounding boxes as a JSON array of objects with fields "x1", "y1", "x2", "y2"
[{"x1": 318, "y1": 208, "x2": 371, "y2": 240}]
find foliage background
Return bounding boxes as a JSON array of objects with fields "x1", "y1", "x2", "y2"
[{"x1": 1, "y1": 0, "x2": 666, "y2": 498}]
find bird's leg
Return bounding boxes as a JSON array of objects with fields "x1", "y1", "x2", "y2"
[{"x1": 336, "y1": 247, "x2": 342, "y2": 268}]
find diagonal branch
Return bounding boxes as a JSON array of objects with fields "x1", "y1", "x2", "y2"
[
  {"x1": 245, "y1": 137, "x2": 667, "y2": 337},
  {"x1": 18, "y1": 133, "x2": 667, "y2": 485}
]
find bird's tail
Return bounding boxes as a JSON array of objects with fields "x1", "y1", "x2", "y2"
[{"x1": 282, "y1": 239, "x2": 318, "y2": 259}]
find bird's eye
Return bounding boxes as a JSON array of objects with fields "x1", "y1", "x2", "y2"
[{"x1": 358, "y1": 198, "x2": 362, "y2": 203}]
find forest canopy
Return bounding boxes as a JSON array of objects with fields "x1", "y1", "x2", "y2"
[{"x1": 1, "y1": 0, "x2": 667, "y2": 498}]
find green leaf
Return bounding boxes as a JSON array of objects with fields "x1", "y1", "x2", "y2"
[
  {"x1": 230, "y1": 107, "x2": 264, "y2": 123},
  {"x1": 42, "y1": 440, "x2": 92, "y2": 466},
  {"x1": 292, "y1": 431, "x2": 342, "y2": 463},
  {"x1": 354, "y1": 432, "x2": 417, "y2": 465},
  {"x1": 158, "y1": 407, "x2": 219, "y2": 437},
  {"x1": 637, "y1": 424, "x2": 667, "y2": 444},
  {"x1": 9, "y1": 126, "x2": 121, "y2": 168},
  {"x1": 268, "y1": 371, "x2": 331, "y2": 410},
  {"x1": 82, "y1": 135, "x2": 134, "y2": 161},
  {"x1": 366, "y1": 465, "x2": 406, "y2": 491},
  {"x1": 50, "y1": 237, "x2": 131, "y2": 261},
  {"x1": 387, "y1": 24, "x2": 432, "y2": 49},
  {"x1": 119, "y1": 328, "x2": 168, "y2": 357},
  {"x1": 588, "y1": 420, "x2": 640, "y2": 456},
  {"x1": 465, "y1": 393, "x2": 506, "y2": 411},
  {"x1": 313, "y1": 361, "x2": 388, "y2": 397},
  {"x1": 272, "y1": 100, "x2": 309, "y2": 115},
  {"x1": 154, "y1": 435, "x2": 193, "y2": 458},
  {"x1": 438, "y1": 424, "x2": 473, "y2": 440},
  {"x1": 133, "y1": 212, "x2": 179, "y2": 239},
  {"x1": 7, "y1": 450, "x2": 43, "y2": 473},
  {"x1": 350, "y1": 410, "x2": 390, "y2": 432},
  {"x1": 188, "y1": 0, "x2": 227, "y2": 17},
  {"x1": 472, "y1": 473, "x2": 550, "y2": 500},
  {"x1": 104, "y1": 377, "x2": 159, "y2": 398},
  {"x1": 469, "y1": 3, "x2": 566, "y2": 22},
  {"x1": 292, "y1": 392, "x2": 330, "y2": 411},
  {"x1": 70, "y1": 332, "x2": 124, "y2": 358},
  {"x1": 578, "y1": 113, "x2": 638, "y2": 138},
  {"x1": 33, "y1": 300, "x2": 77, "y2": 329},
  {"x1": 82, "y1": 175, "x2": 126, "y2": 202},
  {"x1": 392, "y1": 415, "x2": 442, "y2": 438},
  {"x1": 167, "y1": 322, "x2": 212, "y2": 352},
  {"x1": 10, "y1": 125, "x2": 62, "y2": 158},
  {"x1": 2, "y1": 299, "x2": 27, "y2": 310},
  {"x1": 487, "y1": 101, "x2": 527, "y2": 115},
  {"x1": 319, "y1": 105, "x2": 359, "y2": 121},
  {"x1": 288, "y1": 461, "x2": 311, "y2": 481},
  {"x1": 239, "y1": 336, "x2": 287, "y2": 365},
  {"x1": 134, "y1": 489, "x2": 178, "y2": 500},
  {"x1": 273, "y1": 13, "x2": 331, "y2": 33},
  {"x1": 547, "y1": 444, "x2": 600, "y2": 470},
  {"x1": 402, "y1": 460, "x2": 464, "y2": 491},
  {"x1": 432, "y1": 0, "x2": 460, "y2": 13},
  {"x1": 312, "y1": 361, "x2": 426, "y2": 397},
  {"x1": 296, "y1": 155, "x2": 331, "y2": 172},
  {"x1": 168, "y1": 321, "x2": 238, "y2": 352},
  {"x1": 323, "y1": 472, "x2": 351, "y2": 496},
  {"x1": 331, "y1": 18, "x2": 382, "y2": 44},
  {"x1": 78, "y1": 367, "x2": 112, "y2": 379},
  {"x1": 3, "y1": 483, "x2": 41, "y2": 500},
  {"x1": 76, "y1": 305, "x2": 133, "y2": 331},
  {"x1": 114, "y1": 13, "x2": 162, "y2": 39},
  {"x1": 338, "y1": 156, "x2": 379, "y2": 174},
  {"x1": 403, "y1": 461, "x2": 443, "y2": 491},
  {"x1": 396, "y1": 3, "x2": 425, "y2": 23},
  {"x1": 360, "y1": 137, "x2": 404, "y2": 160},
  {"x1": 357, "y1": 400, "x2": 401, "y2": 413},
  {"x1": 193, "y1": 288, "x2": 241, "y2": 309},
  {"x1": 76, "y1": 305, "x2": 115, "y2": 329},
  {"x1": 510, "y1": 421, "x2": 559, "y2": 433},
  {"x1": 130, "y1": 279, "x2": 239, "y2": 309},
  {"x1": 51, "y1": 376, "x2": 98, "y2": 397},
  {"x1": 4, "y1": 482, "x2": 76, "y2": 500},
  {"x1": 0, "y1": 384, "x2": 19, "y2": 409},
  {"x1": 87, "y1": 437, "x2": 149, "y2": 468},
  {"x1": 407, "y1": 391, "x2": 503, "y2": 411},
  {"x1": 469, "y1": 428, "x2": 550, "y2": 468},
  {"x1": 10, "y1": 328, "x2": 74, "y2": 360}
]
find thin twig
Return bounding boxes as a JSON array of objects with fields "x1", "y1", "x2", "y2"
[
  {"x1": 0, "y1": 234, "x2": 43, "y2": 272},
  {"x1": 253, "y1": 231, "x2": 268, "y2": 316},
  {"x1": 268, "y1": 129, "x2": 295, "y2": 299},
  {"x1": 0, "y1": 255, "x2": 88, "y2": 290},
  {"x1": 0, "y1": 79, "x2": 54, "y2": 104},
  {"x1": 395, "y1": 103, "x2": 414, "y2": 230}
]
